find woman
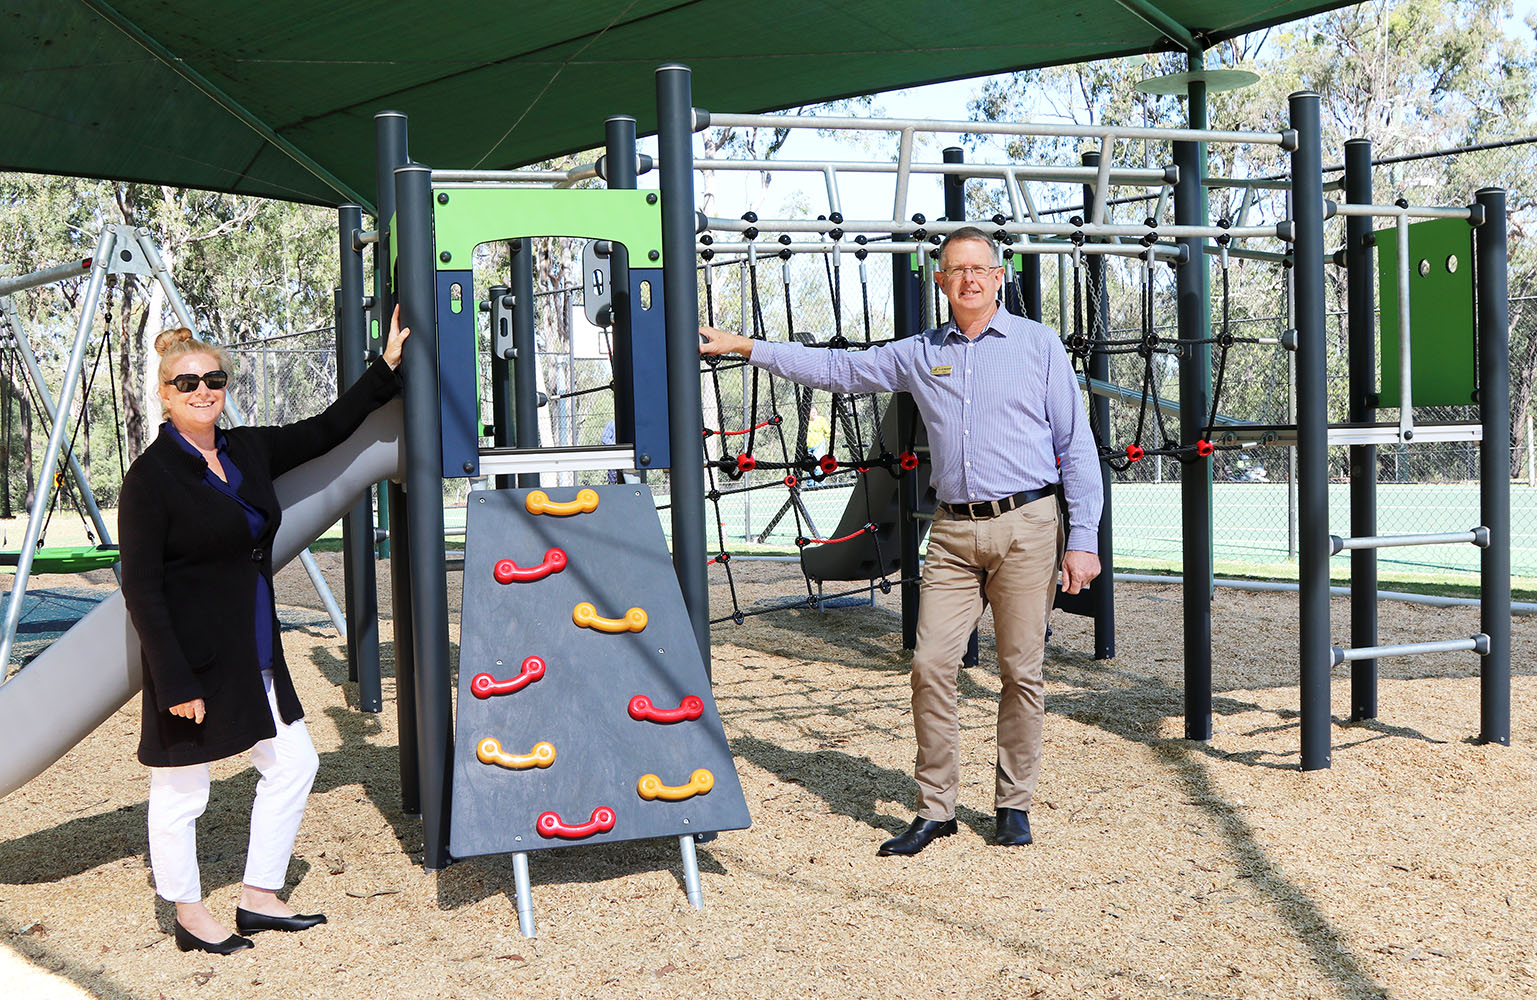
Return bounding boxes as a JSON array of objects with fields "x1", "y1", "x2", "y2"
[{"x1": 120, "y1": 307, "x2": 408, "y2": 955}]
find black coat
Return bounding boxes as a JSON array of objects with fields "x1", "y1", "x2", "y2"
[{"x1": 120, "y1": 358, "x2": 401, "y2": 767}]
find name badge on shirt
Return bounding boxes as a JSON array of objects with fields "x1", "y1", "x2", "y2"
[{"x1": 929, "y1": 365, "x2": 953, "y2": 376}]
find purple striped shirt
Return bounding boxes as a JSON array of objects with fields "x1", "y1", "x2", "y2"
[{"x1": 750, "y1": 307, "x2": 1104, "y2": 553}]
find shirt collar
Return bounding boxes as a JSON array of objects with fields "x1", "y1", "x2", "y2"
[
  {"x1": 163, "y1": 421, "x2": 227, "y2": 460},
  {"x1": 940, "y1": 305, "x2": 1012, "y2": 343}
]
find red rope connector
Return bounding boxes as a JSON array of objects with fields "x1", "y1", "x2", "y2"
[
  {"x1": 1195, "y1": 439, "x2": 1215, "y2": 457},
  {"x1": 818, "y1": 455, "x2": 839, "y2": 475},
  {"x1": 783, "y1": 474, "x2": 798, "y2": 488},
  {"x1": 898, "y1": 452, "x2": 920, "y2": 471},
  {"x1": 1125, "y1": 444, "x2": 1144, "y2": 462},
  {"x1": 735, "y1": 454, "x2": 757, "y2": 473}
]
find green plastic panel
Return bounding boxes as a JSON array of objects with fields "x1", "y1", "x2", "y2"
[
  {"x1": 432, "y1": 188, "x2": 664, "y2": 269},
  {"x1": 1377, "y1": 217, "x2": 1477, "y2": 409}
]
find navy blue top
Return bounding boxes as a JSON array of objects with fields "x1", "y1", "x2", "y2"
[{"x1": 164, "y1": 422, "x2": 275, "y2": 671}]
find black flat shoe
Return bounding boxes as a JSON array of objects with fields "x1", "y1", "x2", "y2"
[
  {"x1": 235, "y1": 907, "x2": 328, "y2": 934},
  {"x1": 995, "y1": 807, "x2": 1033, "y2": 846},
  {"x1": 878, "y1": 816, "x2": 957, "y2": 856},
  {"x1": 173, "y1": 922, "x2": 254, "y2": 955}
]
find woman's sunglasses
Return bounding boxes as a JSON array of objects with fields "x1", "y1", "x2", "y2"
[{"x1": 164, "y1": 370, "x2": 229, "y2": 393}]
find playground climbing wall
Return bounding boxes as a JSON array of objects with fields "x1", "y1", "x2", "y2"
[{"x1": 449, "y1": 485, "x2": 751, "y2": 859}]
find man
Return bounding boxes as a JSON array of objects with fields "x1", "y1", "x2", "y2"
[{"x1": 699, "y1": 227, "x2": 1102, "y2": 856}]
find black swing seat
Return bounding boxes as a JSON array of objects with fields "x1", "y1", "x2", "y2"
[{"x1": 0, "y1": 544, "x2": 120, "y2": 573}]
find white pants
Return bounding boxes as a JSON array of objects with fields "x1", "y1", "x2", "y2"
[{"x1": 147, "y1": 671, "x2": 319, "y2": 903}]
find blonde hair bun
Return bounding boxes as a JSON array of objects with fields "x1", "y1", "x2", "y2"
[{"x1": 153, "y1": 327, "x2": 196, "y2": 355}]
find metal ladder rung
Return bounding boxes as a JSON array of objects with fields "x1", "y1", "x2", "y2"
[
  {"x1": 1330, "y1": 527, "x2": 1489, "y2": 555},
  {"x1": 1331, "y1": 634, "x2": 1490, "y2": 666}
]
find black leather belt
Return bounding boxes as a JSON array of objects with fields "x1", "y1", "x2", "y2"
[{"x1": 941, "y1": 486, "x2": 1054, "y2": 520}]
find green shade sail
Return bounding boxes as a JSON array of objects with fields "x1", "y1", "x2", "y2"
[{"x1": 2, "y1": 1, "x2": 1352, "y2": 209}]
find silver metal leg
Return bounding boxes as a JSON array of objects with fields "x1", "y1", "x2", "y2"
[
  {"x1": 679, "y1": 834, "x2": 703, "y2": 909},
  {"x1": 512, "y1": 852, "x2": 536, "y2": 937},
  {"x1": 0, "y1": 229, "x2": 116, "y2": 673},
  {"x1": 299, "y1": 548, "x2": 348, "y2": 639}
]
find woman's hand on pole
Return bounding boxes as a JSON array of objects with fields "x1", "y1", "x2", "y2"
[
  {"x1": 698, "y1": 325, "x2": 754, "y2": 358},
  {"x1": 383, "y1": 304, "x2": 411, "y2": 369},
  {"x1": 169, "y1": 698, "x2": 206, "y2": 724}
]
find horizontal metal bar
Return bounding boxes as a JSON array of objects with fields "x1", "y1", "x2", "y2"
[
  {"x1": 433, "y1": 164, "x2": 599, "y2": 185},
  {"x1": 703, "y1": 216, "x2": 1280, "y2": 241},
  {"x1": 1330, "y1": 527, "x2": 1488, "y2": 555},
  {"x1": 355, "y1": 229, "x2": 379, "y2": 246},
  {"x1": 699, "y1": 111, "x2": 1293, "y2": 147},
  {"x1": 477, "y1": 445, "x2": 636, "y2": 476},
  {"x1": 1328, "y1": 202, "x2": 1474, "y2": 221},
  {"x1": 1331, "y1": 634, "x2": 1489, "y2": 665},
  {"x1": 0, "y1": 258, "x2": 95, "y2": 297},
  {"x1": 699, "y1": 240, "x2": 1184, "y2": 261},
  {"x1": 1212, "y1": 422, "x2": 1484, "y2": 448},
  {"x1": 695, "y1": 158, "x2": 1175, "y2": 186},
  {"x1": 1115, "y1": 573, "x2": 1537, "y2": 615}
]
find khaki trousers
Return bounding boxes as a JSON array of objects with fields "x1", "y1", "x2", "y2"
[{"x1": 910, "y1": 496, "x2": 1061, "y2": 820}]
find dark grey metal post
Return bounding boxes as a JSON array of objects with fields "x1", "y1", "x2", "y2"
[
  {"x1": 375, "y1": 109, "x2": 417, "y2": 808},
  {"x1": 487, "y1": 283, "x2": 515, "y2": 489},
  {"x1": 1081, "y1": 153, "x2": 1116, "y2": 661},
  {"x1": 1173, "y1": 137, "x2": 1212, "y2": 740},
  {"x1": 1344, "y1": 139, "x2": 1378, "y2": 722},
  {"x1": 605, "y1": 116, "x2": 638, "y2": 446},
  {"x1": 1290, "y1": 92, "x2": 1333, "y2": 770},
  {"x1": 656, "y1": 65, "x2": 711, "y2": 666},
  {"x1": 892, "y1": 254, "x2": 923, "y2": 650},
  {"x1": 941, "y1": 147, "x2": 980, "y2": 670},
  {"x1": 1475, "y1": 186, "x2": 1511, "y2": 746},
  {"x1": 510, "y1": 240, "x2": 540, "y2": 488},
  {"x1": 394, "y1": 161, "x2": 454, "y2": 867},
  {"x1": 337, "y1": 203, "x2": 382, "y2": 712}
]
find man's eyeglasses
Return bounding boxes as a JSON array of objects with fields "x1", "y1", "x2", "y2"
[
  {"x1": 164, "y1": 370, "x2": 229, "y2": 393},
  {"x1": 938, "y1": 265, "x2": 1002, "y2": 279}
]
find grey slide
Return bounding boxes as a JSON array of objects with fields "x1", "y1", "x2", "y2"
[{"x1": 0, "y1": 400, "x2": 404, "y2": 800}]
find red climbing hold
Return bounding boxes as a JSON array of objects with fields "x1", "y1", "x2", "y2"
[
  {"x1": 899, "y1": 452, "x2": 920, "y2": 471},
  {"x1": 736, "y1": 454, "x2": 757, "y2": 473},
  {"x1": 628, "y1": 694, "x2": 705, "y2": 724},
  {"x1": 470, "y1": 655, "x2": 547, "y2": 698},
  {"x1": 493, "y1": 548, "x2": 568, "y2": 584},
  {"x1": 1126, "y1": 444, "x2": 1144, "y2": 462},
  {"x1": 819, "y1": 455, "x2": 839, "y2": 474},
  {"x1": 537, "y1": 807, "x2": 617, "y2": 839},
  {"x1": 1195, "y1": 439, "x2": 1215, "y2": 457}
]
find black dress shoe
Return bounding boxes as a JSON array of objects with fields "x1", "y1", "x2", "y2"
[
  {"x1": 173, "y1": 922, "x2": 254, "y2": 955},
  {"x1": 878, "y1": 816, "x2": 957, "y2": 856},
  {"x1": 995, "y1": 807, "x2": 1033, "y2": 846},
  {"x1": 235, "y1": 907, "x2": 328, "y2": 934}
]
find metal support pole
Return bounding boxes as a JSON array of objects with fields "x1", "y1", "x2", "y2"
[
  {"x1": 487, "y1": 284, "x2": 516, "y2": 489},
  {"x1": 510, "y1": 241, "x2": 540, "y2": 488},
  {"x1": 606, "y1": 116, "x2": 638, "y2": 447},
  {"x1": 395, "y1": 162, "x2": 453, "y2": 867},
  {"x1": 892, "y1": 254, "x2": 923, "y2": 650},
  {"x1": 1290, "y1": 92, "x2": 1333, "y2": 770},
  {"x1": 1081, "y1": 153, "x2": 1116, "y2": 661},
  {"x1": 656, "y1": 65, "x2": 711, "y2": 666},
  {"x1": 1474, "y1": 187, "x2": 1511, "y2": 746},
  {"x1": 338, "y1": 204, "x2": 382, "y2": 712},
  {"x1": 0, "y1": 298, "x2": 114, "y2": 554},
  {"x1": 375, "y1": 110, "x2": 417, "y2": 808},
  {"x1": 512, "y1": 852, "x2": 536, "y2": 937},
  {"x1": 1173, "y1": 137, "x2": 1212, "y2": 741},
  {"x1": 679, "y1": 834, "x2": 704, "y2": 908},
  {"x1": 0, "y1": 229, "x2": 115, "y2": 671},
  {"x1": 1343, "y1": 140, "x2": 1378, "y2": 723}
]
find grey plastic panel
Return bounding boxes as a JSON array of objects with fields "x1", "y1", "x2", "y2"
[{"x1": 449, "y1": 485, "x2": 750, "y2": 859}]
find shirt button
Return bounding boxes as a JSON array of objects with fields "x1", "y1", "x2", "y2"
[
  {"x1": 964, "y1": 429, "x2": 970, "y2": 435},
  {"x1": 964, "y1": 398, "x2": 971, "y2": 404},
  {"x1": 965, "y1": 461, "x2": 972, "y2": 467}
]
